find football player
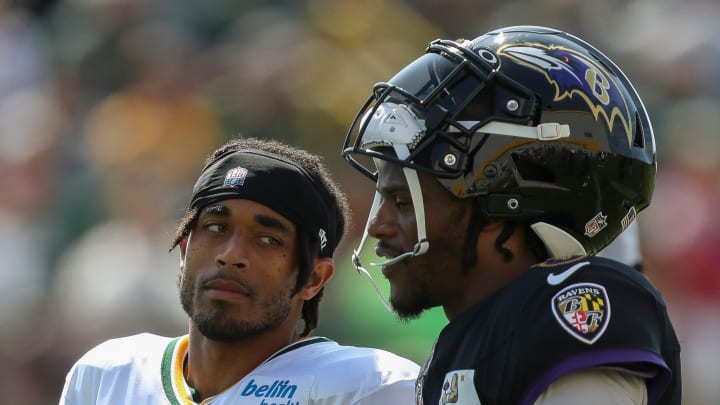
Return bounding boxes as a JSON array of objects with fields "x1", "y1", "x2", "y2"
[
  {"x1": 60, "y1": 137, "x2": 420, "y2": 404},
  {"x1": 342, "y1": 26, "x2": 680, "y2": 404}
]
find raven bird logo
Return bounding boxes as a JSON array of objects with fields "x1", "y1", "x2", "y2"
[{"x1": 499, "y1": 43, "x2": 633, "y2": 146}]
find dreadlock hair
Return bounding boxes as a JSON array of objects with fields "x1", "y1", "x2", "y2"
[
  {"x1": 462, "y1": 202, "x2": 549, "y2": 270},
  {"x1": 170, "y1": 137, "x2": 350, "y2": 338}
]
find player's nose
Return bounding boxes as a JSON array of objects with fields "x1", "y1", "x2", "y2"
[
  {"x1": 215, "y1": 231, "x2": 250, "y2": 270},
  {"x1": 368, "y1": 198, "x2": 398, "y2": 240}
]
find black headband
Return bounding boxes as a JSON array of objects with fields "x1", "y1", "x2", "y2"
[{"x1": 189, "y1": 149, "x2": 339, "y2": 257}]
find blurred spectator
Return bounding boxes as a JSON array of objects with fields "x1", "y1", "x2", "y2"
[
  {"x1": 0, "y1": 4, "x2": 68, "y2": 404},
  {"x1": 47, "y1": 13, "x2": 224, "y2": 380}
]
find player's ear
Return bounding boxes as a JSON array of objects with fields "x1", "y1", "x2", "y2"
[
  {"x1": 298, "y1": 258, "x2": 334, "y2": 300},
  {"x1": 178, "y1": 236, "x2": 189, "y2": 268}
]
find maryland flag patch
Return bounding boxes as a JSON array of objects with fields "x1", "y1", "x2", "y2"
[{"x1": 551, "y1": 283, "x2": 611, "y2": 344}]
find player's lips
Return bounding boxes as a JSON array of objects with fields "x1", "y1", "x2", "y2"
[
  {"x1": 203, "y1": 278, "x2": 251, "y2": 299},
  {"x1": 375, "y1": 244, "x2": 405, "y2": 277},
  {"x1": 375, "y1": 242, "x2": 402, "y2": 261}
]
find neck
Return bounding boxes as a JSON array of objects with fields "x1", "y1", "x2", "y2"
[
  {"x1": 184, "y1": 325, "x2": 300, "y2": 400},
  {"x1": 443, "y1": 224, "x2": 541, "y2": 321}
]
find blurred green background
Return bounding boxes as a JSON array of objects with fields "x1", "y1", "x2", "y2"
[{"x1": 1, "y1": 0, "x2": 719, "y2": 403}]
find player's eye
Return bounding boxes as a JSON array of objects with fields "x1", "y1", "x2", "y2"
[
  {"x1": 395, "y1": 197, "x2": 412, "y2": 209},
  {"x1": 205, "y1": 223, "x2": 225, "y2": 233},
  {"x1": 259, "y1": 235, "x2": 282, "y2": 246}
]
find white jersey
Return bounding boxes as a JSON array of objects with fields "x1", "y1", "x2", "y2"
[{"x1": 59, "y1": 333, "x2": 419, "y2": 405}]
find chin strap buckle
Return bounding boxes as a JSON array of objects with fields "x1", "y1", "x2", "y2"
[{"x1": 537, "y1": 122, "x2": 570, "y2": 140}]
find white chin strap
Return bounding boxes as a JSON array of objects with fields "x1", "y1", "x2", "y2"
[{"x1": 351, "y1": 144, "x2": 429, "y2": 313}]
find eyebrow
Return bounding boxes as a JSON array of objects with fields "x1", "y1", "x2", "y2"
[
  {"x1": 255, "y1": 214, "x2": 293, "y2": 235},
  {"x1": 200, "y1": 204, "x2": 293, "y2": 234},
  {"x1": 201, "y1": 204, "x2": 229, "y2": 217},
  {"x1": 377, "y1": 181, "x2": 410, "y2": 195}
]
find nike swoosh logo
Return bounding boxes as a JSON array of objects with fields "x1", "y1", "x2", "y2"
[{"x1": 546, "y1": 261, "x2": 590, "y2": 285}]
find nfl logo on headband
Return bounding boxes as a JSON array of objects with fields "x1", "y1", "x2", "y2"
[{"x1": 224, "y1": 167, "x2": 248, "y2": 187}]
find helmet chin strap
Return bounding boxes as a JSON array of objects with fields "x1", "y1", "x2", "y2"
[
  {"x1": 351, "y1": 192, "x2": 394, "y2": 313},
  {"x1": 351, "y1": 144, "x2": 429, "y2": 313}
]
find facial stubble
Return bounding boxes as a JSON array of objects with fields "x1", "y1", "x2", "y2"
[{"x1": 178, "y1": 271, "x2": 294, "y2": 342}]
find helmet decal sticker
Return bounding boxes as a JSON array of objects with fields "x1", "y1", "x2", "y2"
[
  {"x1": 498, "y1": 43, "x2": 633, "y2": 146},
  {"x1": 621, "y1": 206, "x2": 637, "y2": 230},
  {"x1": 551, "y1": 282, "x2": 611, "y2": 345},
  {"x1": 584, "y1": 211, "x2": 608, "y2": 237}
]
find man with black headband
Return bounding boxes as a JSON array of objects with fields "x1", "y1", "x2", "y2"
[
  {"x1": 342, "y1": 26, "x2": 680, "y2": 404},
  {"x1": 60, "y1": 137, "x2": 420, "y2": 404}
]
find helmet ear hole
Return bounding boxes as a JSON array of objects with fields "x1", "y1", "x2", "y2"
[{"x1": 512, "y1": 154, "x2": 555, "y2": 183}]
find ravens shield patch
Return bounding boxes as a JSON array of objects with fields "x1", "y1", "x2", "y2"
[{"x1": 551, "y1": 282, "x2": 611, "y2": 344}]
